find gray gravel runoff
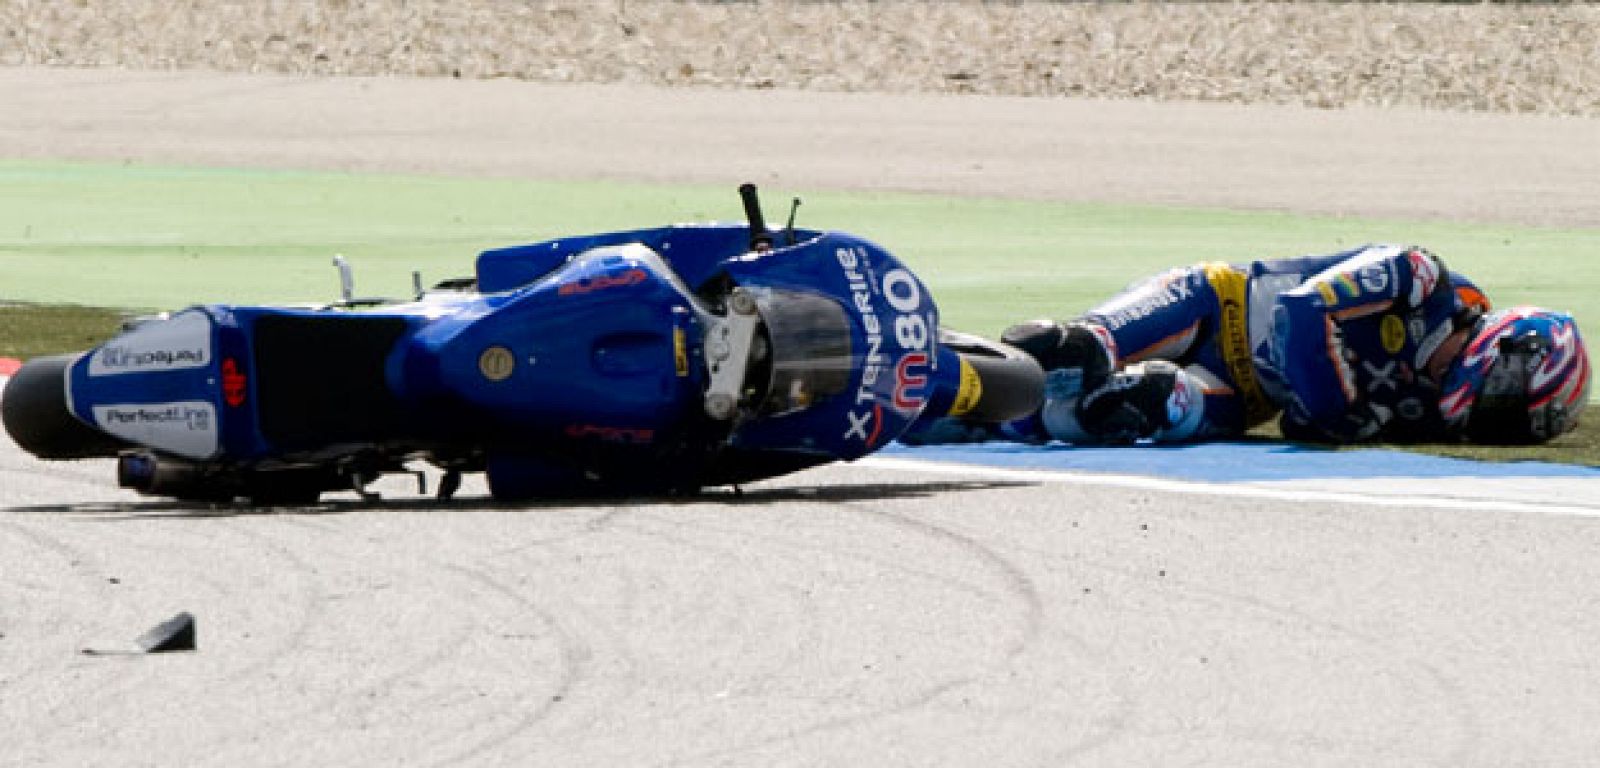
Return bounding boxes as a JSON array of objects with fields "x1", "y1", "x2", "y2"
[{"x1": 6, "y1": 1, "x2": 1599, "y2": 115}]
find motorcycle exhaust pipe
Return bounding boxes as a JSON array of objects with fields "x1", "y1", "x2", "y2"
[{"x1": 117, "y1": 452, "x2": 214, "y2": 497}]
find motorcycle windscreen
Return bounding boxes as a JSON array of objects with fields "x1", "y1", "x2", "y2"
[
  {"x1": 750, "y1": 289, "x2": 853, "y2": 417},
  {"x1": 724, "y1": 233, "x2": 942, "y2": 461}
]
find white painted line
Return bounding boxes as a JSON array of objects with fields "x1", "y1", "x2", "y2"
[
  {"x1": 5, "y1": 370, "x2": 1591, "y2": 516},
  {"x1": 861, "y1": 455, "x2": 1600, "y2": 518}
]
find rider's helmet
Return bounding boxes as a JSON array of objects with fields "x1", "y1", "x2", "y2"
[{"x1": 1438, "y1": 306, "x2": 1591, "y2": 443}]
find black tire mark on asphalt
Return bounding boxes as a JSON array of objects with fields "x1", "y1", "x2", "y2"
[
  {"x1": 954, "y1": 511, "x2": 1485, "y2": 765},
  {"x1": 607, "y1": 509, "x2": 832, "y2": 701},
  {"x1": 419, "y1": 562, "x2": 589, "y2": 767},
  {"x1": 0, "y1": 516, "x2": 174, "y2": 749},
  {"x1": 656, "y1": 494, "x2": 1134, "y2": 767},
  {"x1": 865, "y1": 506, "x2": 1138, "y2": 765},
  {"x1": 215, "y1": 520, "x2": 330, "y2": 686}
]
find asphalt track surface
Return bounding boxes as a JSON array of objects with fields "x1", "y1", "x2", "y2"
[{"x1": 5, "y1": 68, "x2": 1600, "y2": 765}]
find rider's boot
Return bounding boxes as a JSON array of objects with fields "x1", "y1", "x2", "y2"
[
  {"x1": 1073, "y1": 360, "x2": 1205, "y2": 444},
  {"x1": 1000, "y1": 319, "x2": 1117, "y2": 394}
]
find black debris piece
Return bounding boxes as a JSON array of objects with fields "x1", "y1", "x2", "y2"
[{"x1": 136, "y1": 612, "x2": 197, "y2": 653}]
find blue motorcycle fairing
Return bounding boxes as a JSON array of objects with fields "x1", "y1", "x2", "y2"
[
  {"x1": 721, "y1": 231, "x2": 942, "y2": 461},
  {"x1": 400, "y1": 242, "x2": 707, "y2": 445},
  {"x1": 477, "y1": 222, "x2": 824, "y2": 294},
  {"x1": 50, "y1": 217, "x2": 966, "y2": 501},
  {"x1": 63, "y1": 243, "x2": 714, "y2": 463},
  {"x1": 487, "y1": 224, "x2": 953, "y2": 462}
]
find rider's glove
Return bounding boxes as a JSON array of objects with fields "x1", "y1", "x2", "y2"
[{"x1": 1287, "y1": 399, "x2": 1393, "y2": 443}]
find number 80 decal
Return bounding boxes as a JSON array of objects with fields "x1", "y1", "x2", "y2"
[{"x1": 883, "y1": 268, "x2": 932, "y2": 410}]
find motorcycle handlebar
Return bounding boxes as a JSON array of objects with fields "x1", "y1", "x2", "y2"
[{"x1": 739, "y1": 183, "x2": 772, "y2": 252}]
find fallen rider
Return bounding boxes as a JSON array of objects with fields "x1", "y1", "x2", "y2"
[{"x1": 907, "y1": 245, "x2": 1590, "y2": 446}]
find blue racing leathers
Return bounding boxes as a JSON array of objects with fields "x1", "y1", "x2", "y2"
[
  {"x1": 1007, "y1": 245, "x2": 1484, "y2": 444},
  {"x1": 1252, "y1": 245, "x2": 1474, "y2": 442}
]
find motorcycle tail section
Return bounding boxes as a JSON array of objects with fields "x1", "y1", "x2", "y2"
[{"x1": 63, "y1": 308, "x2": 230, "y2": 460}]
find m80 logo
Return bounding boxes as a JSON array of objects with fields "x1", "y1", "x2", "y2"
[
  {"x1": 837, "y1": 246, "x2": 933, "y2": 446},
  {"x1": 884, "y1": 269, "x2": 930, "y2": 353},
  {"x1": 883, "y1": 270, "x2": 931, "y2": 410}
]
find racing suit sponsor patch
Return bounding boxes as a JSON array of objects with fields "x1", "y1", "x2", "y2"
[
  {"x1": 1380, "y1": 314, "x2": 1407, "y2": 355},
  {"x1": 1358, "y1": 263, "x2": 1391, "y2": 293},
  {"x1": 1201, "y1": 263, "x2": 1275, "y2": 427},
  {"x1": 1334, "y1": 273, "x2": 1362, "y2": 299},
  {"x1": 1407, "y1": 249, "x2": 1441, "y2": 306},
  {"x1": 1097, "y1": 269, "x2": 1194, "y2": 331}
]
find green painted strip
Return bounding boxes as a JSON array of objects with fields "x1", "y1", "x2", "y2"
[{"x1": 2, "y1": 158, "x2": 1597, "y2": 343}]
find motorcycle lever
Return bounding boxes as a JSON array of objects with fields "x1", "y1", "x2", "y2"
[{"x1": 783, "y1": 197, "x2": 802, "y2": 246}]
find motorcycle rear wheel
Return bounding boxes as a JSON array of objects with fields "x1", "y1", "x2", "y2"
[
  {"x1": 941, "y1": 330, "x2": 1046, "y2": 423},
  {"x1": 2, "y1": 353, "x2": 128, "y2": 459}
]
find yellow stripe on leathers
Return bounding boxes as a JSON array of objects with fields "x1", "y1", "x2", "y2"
[{"x1": 1200, "y1": 262, "x2": 1275, "y2": 428}]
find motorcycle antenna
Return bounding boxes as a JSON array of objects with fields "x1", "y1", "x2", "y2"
[
  {"x1": 783, "y1": 196, "x2": 803, "y2": 246},
  {"x1": 738, "y1": 183, "x2": 772, "y2": 252}
]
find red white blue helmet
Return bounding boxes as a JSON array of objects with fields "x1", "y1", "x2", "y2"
[{"x1": 1439, "y1": 306, "x2": 1591, "y2": 443}]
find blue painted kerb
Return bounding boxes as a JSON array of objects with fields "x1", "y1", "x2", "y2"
[{"x1": 882, "y1": 440, "x2": 1600, "y2": 483}]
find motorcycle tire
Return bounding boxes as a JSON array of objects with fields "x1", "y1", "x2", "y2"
[
  {"x1": 2, "y1": 353, "x2": 128, "y2": 459},
  {"x1": 941, "y1": 329, "x2": 1046, "y2": 423}
]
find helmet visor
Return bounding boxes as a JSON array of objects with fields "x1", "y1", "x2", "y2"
[{"x1": 1465, "y1": 332, "x2": 1547, "y2": 443}]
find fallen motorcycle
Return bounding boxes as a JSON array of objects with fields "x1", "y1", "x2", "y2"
[{"x1": 3, "y1": 185, "x2": 1042, "y2": 502}]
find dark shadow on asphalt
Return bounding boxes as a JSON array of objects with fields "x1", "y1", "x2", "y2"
[{"x1": 5, "y1": 479, "x2": 1038, "y2": 520}]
